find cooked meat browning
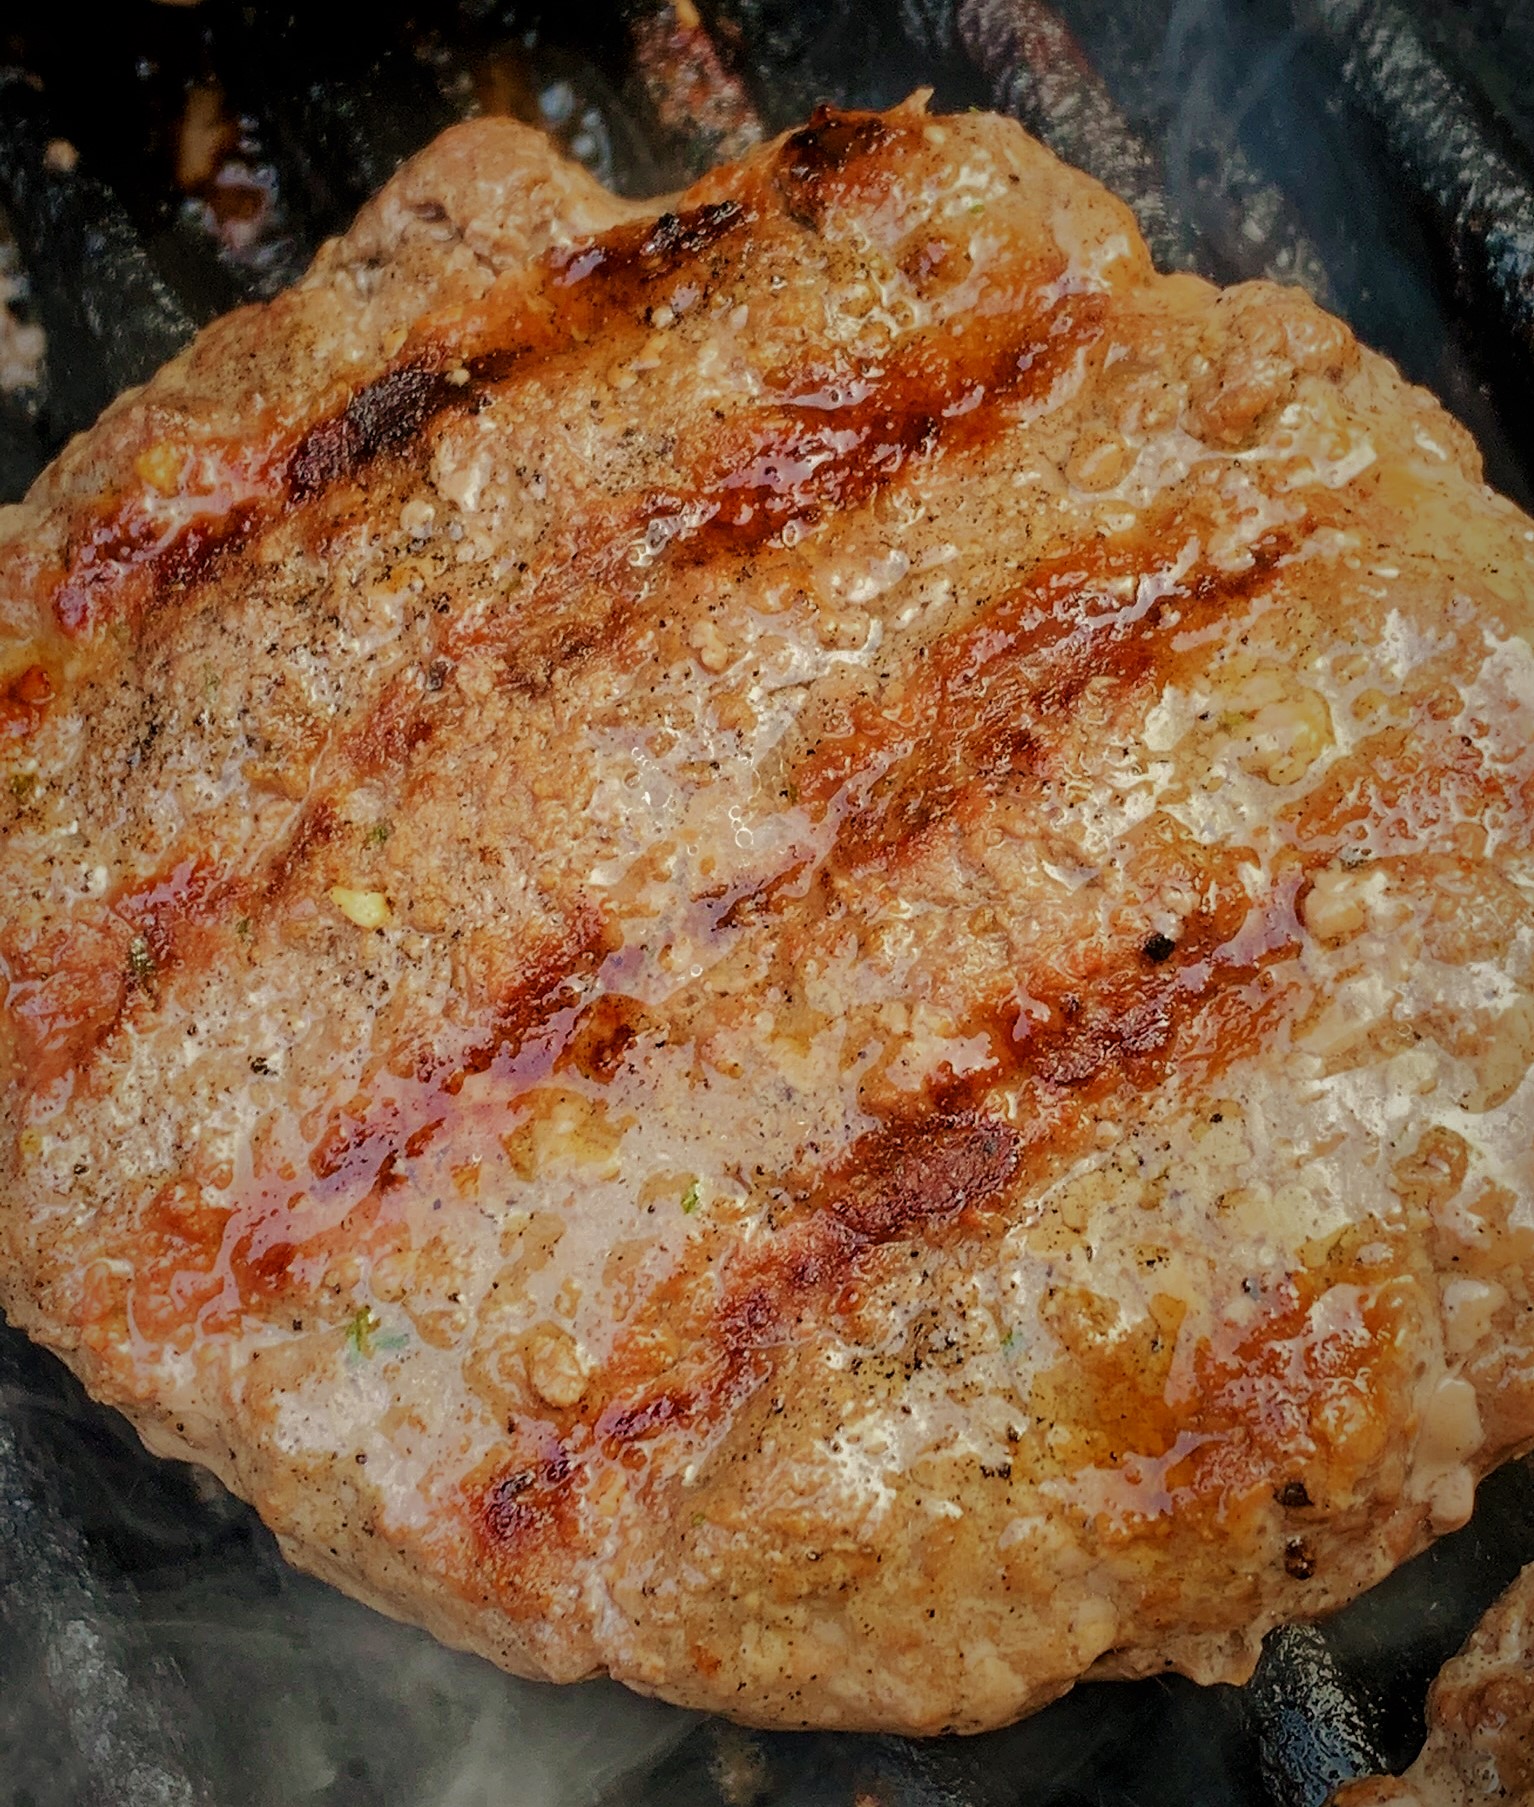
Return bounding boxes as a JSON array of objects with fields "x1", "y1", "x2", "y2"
[
  {"x1": 2, "y1": 97, "x2": 1534, "y2": 1734},
  {"x1": 1335, "y1": 1560, "x2": 1534, "y2": 1804}
]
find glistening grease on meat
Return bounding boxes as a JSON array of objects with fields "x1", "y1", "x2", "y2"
[{"x1": 1, "y1": 97, "x2": 1534, "y2": 1734}]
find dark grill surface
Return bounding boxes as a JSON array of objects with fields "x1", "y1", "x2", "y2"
[{"x1": 1, "y1": 5, "x2": 1533, "y2": 1804}]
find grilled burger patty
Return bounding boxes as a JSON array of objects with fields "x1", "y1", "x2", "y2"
[{"x1": 1, "y1": 98, "x2": 1533, "y2": 1733}]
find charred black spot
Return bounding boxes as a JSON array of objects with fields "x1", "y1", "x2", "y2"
[
  {"x1": 826, "y1": 1112, "x2": 1023, "y2": 1243},
  {"x1": 1142, "y1": 932, "x2": 1177, "y2": 964},
  {"x1": 641, "y1": 201, "x2": 744, "y2": 268},
  {"x1": 1284, "y1": 1538, "x2": 1316, "y2": 1580},
  {"x1": 602, "y1": 1390, "x2": 691, "y2": 1445},
  {"x1": 465, "y1": 343, "x2": 537, "y2": 387},
  {"x1": 561, "y1": 992, "x2": 650, "y2": 1083},
  {"x1": 553, "y1": 200, "x2": 747, "y2": 301},
  {"x1": 481, "y1": 1449, "x2": 574, "y2": 1547},
  {"x1": 289, "y1": 361, "x2": 452, "y2": 498},
  {"x1": 1275, "y1": 1479, "x2": 1313, "y2": 1510},
  {"x1": 777, "y1": 107, "x2": 895, "y2": 229}
]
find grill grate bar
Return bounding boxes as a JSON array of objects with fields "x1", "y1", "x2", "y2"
[
  {"x1": 208, "y1": 2, "x2": 462, "y2": 226},
  {"x1": 0, "y1": 68, "x2": 194, "y2": 444},
  {"x1": 1015, "y1": 0, "x2": 1336, "y2": 303},
  {"x1": 0, "y1": 1339, "x2": 215, "y2": 1807},
  {"x1": 1298, "y1": 0, "x2": 1534, "y2": 416},
  {"x1": 956, "y1": 0, "x2": 1198, "y2": 272}
]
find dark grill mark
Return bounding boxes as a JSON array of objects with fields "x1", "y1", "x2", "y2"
[
  {"x1": 53, "y1": 498, "x2": 269, "y2": 633},
  {"x1": 288, "y1": 361, "x2": 456, "y2": 500},
  {"x1": 553, "y1": 200, "x2": 748, "y2": 297},
  {"x1": 287, "y1": 914, "x2": 613, "y2": 1221},
  {"x1": 600, "y1": 1390, "x2": 692, "y2": 1444},
  {"x1": 824, "y1": 1112, "x2": 1024, "y2": 1242},
  {"x1": 158, "y1": 501, "x2": 264, "y2": 592},
  {"x1": 478, "y1": 1443, "x2": 580, "y2": 1590},
  {"x1": 2, "y1": 852, "x2": 239, "y2": 1094},
  {"x1": 974, "y1": 871, "x2": 1307, "y2": 1101},
  {"x1": 475, "y1": 1110, "x2": 1024, "y2": 1564},
  {"x1": 799, "y1": 521, "x2": 1297, "y2": 873},
  {"x1": 437, "y1": 907, "x2": 617, "y2": 1089},
  {"x1": 776, "y1": 105, "x2": 899, "y2": 229},
  {"x1": 262, "y1": 800, "x2": 337, "y2": 903},
  {"x1": 559, "y1": 991, "x2": 652, "y2": 1084},
  {"x1": 683, "y1": 300, "x2": 1092, "y2": 557},
  {"x1": 54, "y1": 512, "x2": 176, "y2": 636},
  {"x1": 116, "y1": 856, "x2": 230, "y2": 973},
  {"x1": 42, "y1": 202, "x2": 756, "y2": 639}
]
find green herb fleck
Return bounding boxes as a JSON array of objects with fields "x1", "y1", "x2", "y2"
[
  {"x1": 127, "y1": 935, "x2": 158, "y2": 988},
  {"x1": 681, "y1": 1181, "x2": 701, "y2": 1215},
  {"x1": 344, "y1": 1305, "x2": 409, "y2": 1361},
  {"x1": 365, "y1": 820, "x2": 393, "y2": 848},
  {"x1": 235, "y1": 916, "x2": 252, "y2": 940},
  {"x1": 9, "y1": 771, "x2": 35, "y2": 803},
  {"x1": 965, "y1": 196, "x2": 986, "y2": 214},
  {"x1": 1000, "y1": 1329, "x2": 1018, "y2": 1353},
  {"x1": 345, "y1": 1306, "x2": 379, "y2": 1358}
]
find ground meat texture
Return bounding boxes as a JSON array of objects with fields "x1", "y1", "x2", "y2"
[{"x1": 2, "y1": 98, "x2": 1534, "y2": 1734}]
